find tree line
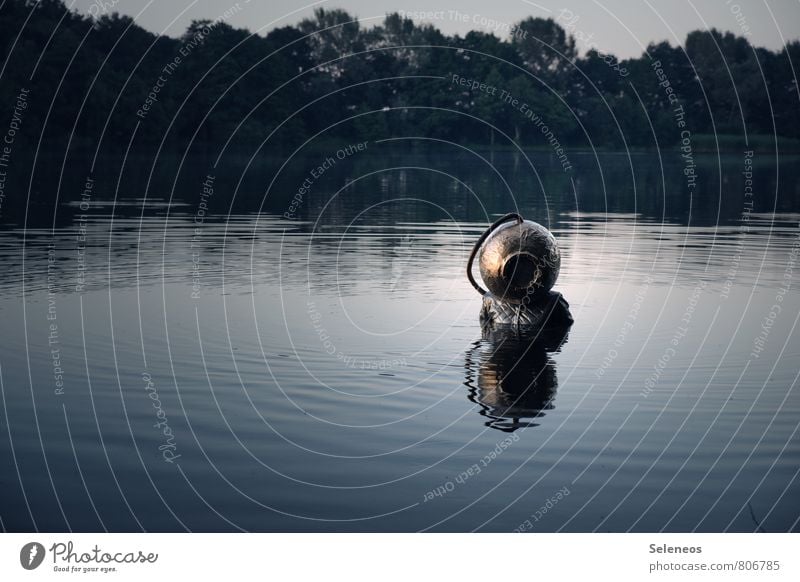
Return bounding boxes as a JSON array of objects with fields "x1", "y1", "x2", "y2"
[{"x1": 0, "y1": 0, "x2": 798, "y2": 154}]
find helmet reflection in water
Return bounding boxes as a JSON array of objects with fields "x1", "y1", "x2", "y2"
[{"x1": 464, "y1": 325, "x2": 570, "y2": 432}]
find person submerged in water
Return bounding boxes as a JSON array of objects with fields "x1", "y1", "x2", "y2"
[
  {"x1": 480, "y1": 288, "x2": 573, "y2": 331},
  {"x1": 468, "y1": 212, "x2": 573, "y2": 332}
]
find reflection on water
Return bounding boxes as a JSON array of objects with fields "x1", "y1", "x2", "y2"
[
  {"x1": 0, "y1": 150, "x2": 799, "y2": 532},
  {"x1": 465, "y1": 325, "x2": 571, "y2": 432},
  {"x1": 3, "y1": 150, "x2": 800, "y2": 231}
]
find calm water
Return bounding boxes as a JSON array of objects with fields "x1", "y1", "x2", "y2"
[{"x1": 0, "y1": 149, "x2": 798, "y2": 532}]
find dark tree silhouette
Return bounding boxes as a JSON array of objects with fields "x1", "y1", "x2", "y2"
[{"x1": 0, "y1": 0, "x2": 796, "y2": 155}]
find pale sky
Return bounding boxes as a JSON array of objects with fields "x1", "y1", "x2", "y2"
[{"x1": 71, "y1": 0, "x2": 800, "y2": 58}]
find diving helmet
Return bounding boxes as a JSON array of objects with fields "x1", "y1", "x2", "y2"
[{"x1": 468, "y1": 213, "x2": 561, "y2": 303}]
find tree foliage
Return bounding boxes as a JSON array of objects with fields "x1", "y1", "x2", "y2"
[{"x1": 0, "y1": 0, "x2": 796, "y2": 153}]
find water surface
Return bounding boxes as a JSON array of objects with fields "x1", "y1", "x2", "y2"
[{"x1": 0, "y1": 149, "x2": 798, "y2": 532}]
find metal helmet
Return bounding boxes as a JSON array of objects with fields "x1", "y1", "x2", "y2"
[{"x1": 468, "y1": 214, "x2": 561, "y2": 303}]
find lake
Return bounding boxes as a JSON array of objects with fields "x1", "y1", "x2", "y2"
[{"x1": 0, "y1": 147, "x2": 798, "y2": 532}]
